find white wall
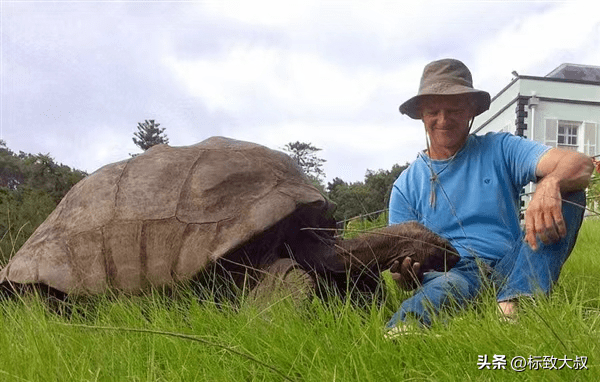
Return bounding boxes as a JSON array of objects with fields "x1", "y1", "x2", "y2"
[
  {"x1": 472, "y1": 76, "x2": 600, "y2": 214},
  {"x1": 474, "y1": 77, "x2": 600, "y2": 152},
  {"x1": 473, "y1": 79, "x2": 520, "y2": 135}
]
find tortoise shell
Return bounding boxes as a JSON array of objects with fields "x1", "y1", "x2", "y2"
[{"x1": 0, "y1": 137, "x2": 335, "y2": 295}]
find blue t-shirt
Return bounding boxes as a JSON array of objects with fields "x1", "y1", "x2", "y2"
[{"x1": 389, "y1": 132, "x2": 551, "y2": 263}]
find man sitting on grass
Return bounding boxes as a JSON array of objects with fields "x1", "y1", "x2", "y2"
[{"x1": 385, "y1": 58, "x2": 594, "y2": 336}]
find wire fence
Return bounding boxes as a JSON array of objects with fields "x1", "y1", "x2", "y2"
[
  {"x1": 337, "y1": 175, "x2": 600, "y2": 234},
  {"x1": 335, "y1": 208, "x2": 388, "y2": 237},
  {"x1": 336, "y1": 154, "x2": 600, "y2": 234}
]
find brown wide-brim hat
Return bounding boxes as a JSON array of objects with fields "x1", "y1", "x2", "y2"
[{"x1": 399, "y1": 58, "x2": 491, "y2": 120}]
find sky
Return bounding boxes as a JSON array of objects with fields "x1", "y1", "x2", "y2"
[{"x1": 2, "y1": 0, "x2": 600, "y2": 185}]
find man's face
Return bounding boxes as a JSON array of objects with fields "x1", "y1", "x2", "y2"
[{"x1": 419, "y1": 94, "x2": 476, "y2": 154}]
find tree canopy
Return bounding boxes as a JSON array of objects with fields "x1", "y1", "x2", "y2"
[
  {"x1": 132, "y1": 119, "x2": 169, "y2": 152},
  {"x1": 282, "y1": 141, "x2": 326, "y2": 185},
  {"x1": 0, "y1": 140, "x2": 87, "y2": 263},
  {"x1": 327, "y1": 163, "x2": 408, "y2": 222}
]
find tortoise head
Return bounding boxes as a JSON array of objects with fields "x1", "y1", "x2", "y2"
[
  {"x1": 411, "y1": 238, "x2": 460, "y2": 273},
  {"x1": 380, "y1": 223, "x2": 460, "y2": 273}
]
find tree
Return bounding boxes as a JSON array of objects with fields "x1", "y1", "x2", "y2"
[
  {"x1": 326, "y1": 163, "x2": 409, "y2": 222},
  {"x1": 132, "y1": 119, "x2": 169, "y2": 152},
  {"x1": 363, "y1": 163, "x2": 408, "y2": 209},
  {"x1": 0, "y1": 141, "x2": 87, "y2": 262},
  {"x1": 327, "y1": 181, "x2": 375, "y2": 222},
  {"x1": 0, "y1": 141, "x2": 24, "y2": 190},
  {"x1": 282, "y1": 141, "x2": 326, "y2": 184},
  {"x1": 327, "y1": 177, "x2": 346, "y2": 194}
]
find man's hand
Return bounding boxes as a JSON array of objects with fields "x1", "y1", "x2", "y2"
[
  {"x1": 389, "y1": 256, "x2": 423, "y2": 291},
  {"x1": 526, "y1": 148, "x2": 593, "y2": 251},
  {"x1": 524, "y1": 176, "x2": 566, "y2": 251}
]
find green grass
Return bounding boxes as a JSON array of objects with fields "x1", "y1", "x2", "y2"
[{"x1": 1, "y1": 220, "x2": 600, "y2": 381}]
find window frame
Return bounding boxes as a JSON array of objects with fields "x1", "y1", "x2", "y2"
[{"x1": 557, "y1": 121, "x2": 579, "y2": 148}]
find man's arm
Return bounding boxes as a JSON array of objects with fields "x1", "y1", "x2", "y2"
[{"x1": 524, "y1": 148, "x2": 594, "y2": 250}]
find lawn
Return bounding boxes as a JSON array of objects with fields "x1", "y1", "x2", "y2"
[{"x1": 1, "y1": 220, "x2": 599, "y2": 381}]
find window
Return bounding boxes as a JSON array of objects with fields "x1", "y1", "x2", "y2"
[
  {"x1": 545, "y1": 119, "x2": 597, "y2": 155},
  {"x1": 557, "y1": 121, "x2": 578, "y2": 150}
]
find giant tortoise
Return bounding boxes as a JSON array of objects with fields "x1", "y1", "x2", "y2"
[{"x1": 0, "y1": 137, "x2": 459, "y2": 298}]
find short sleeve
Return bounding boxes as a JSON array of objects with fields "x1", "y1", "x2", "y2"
[
  {"x1": 499, "y1": 133, "x2": 551, "y2": 188},
  {"x1": 389, "y1": 181, "x2": 418, "y2": 225}
]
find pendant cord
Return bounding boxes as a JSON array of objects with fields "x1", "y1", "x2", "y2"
[
  {"x1": 425, "y1": 132, "x2": 437, "y2": 208},
  {"x1": 423, "y1": 117, "x2": 475, "y2": 209},
  {"x1": 417, "y1": 117, "x2": 480, "y2": 259}
]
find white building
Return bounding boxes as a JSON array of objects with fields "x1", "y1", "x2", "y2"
[{"x1": 472, "y1": 63, "x2": 600, "y2": 213}]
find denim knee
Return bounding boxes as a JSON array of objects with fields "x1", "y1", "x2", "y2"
[
  {"x1": 386, "y1": 259, "x2": 482, "y2": 327},
  {"x1": 496, "y1": 190, "x2": 586, "y2": 301}
]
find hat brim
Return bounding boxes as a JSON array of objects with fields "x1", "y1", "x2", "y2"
[{"x1": 399, "y1": 88, "x2": 491, "y2": 120}]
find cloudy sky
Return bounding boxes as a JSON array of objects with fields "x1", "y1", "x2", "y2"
[{"x1": 2, "y1": 0, "x2": 599, "y2": 184}]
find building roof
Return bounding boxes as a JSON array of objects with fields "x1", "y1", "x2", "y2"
[{"x1": 546, "y1": 63, "x2": 600, "y2": 82}]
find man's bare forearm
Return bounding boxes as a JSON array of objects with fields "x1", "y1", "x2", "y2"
[
  {"x1": 536, "y1": 150, "x2": 593, "y2": 192},
  {"x1": 525, "y1": 150, "x2": 592, "y2": 250}
]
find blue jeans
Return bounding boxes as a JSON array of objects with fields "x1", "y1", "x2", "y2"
[{"x1": 386, "y1": 191, "x2": 586, "y2": 328}]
